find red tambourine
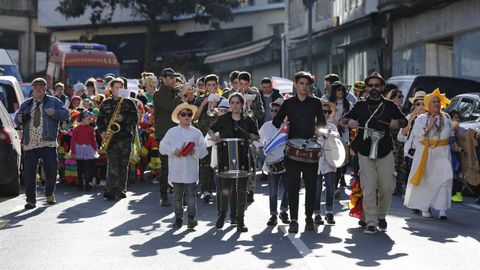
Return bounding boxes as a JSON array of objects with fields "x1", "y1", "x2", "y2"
[{"x1": 180, "y1": 142, "x2": 195, "y2": 156}]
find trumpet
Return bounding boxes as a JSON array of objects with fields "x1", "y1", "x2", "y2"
[
  {"x1": 207, "y1": 94, "x2": 221, "y2": 116},
  {"x1": 174, "y1": 82, "x2": 206, "y2": 97},
  {"x1": 243, "y1": 93, "x2": 256, "y2": 118}
]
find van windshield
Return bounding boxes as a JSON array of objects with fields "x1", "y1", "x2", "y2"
[{"x1": 66, "y1": 67, "x2": 119, "y2": 86}]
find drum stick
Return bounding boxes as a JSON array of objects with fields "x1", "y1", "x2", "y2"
[{"x1": 377, "y1": 119, "x2": 390, "y2": 126}]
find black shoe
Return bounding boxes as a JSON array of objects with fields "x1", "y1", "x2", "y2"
[
  {"x1": 203, "y1": 193, "x2": 212, "y2": 203},
  {"x1": 117, "y1": 192, "x2": 127, "y2": 199},
  {"x1": 412, "y1": 209, "x2": 421, "y2": 214},
  {"x1": 267, "y1": 215, "x2": 278, "y2": 226},
  {"x1": 247, "y1": 191, "x2": 254, "y2": 203},
  {"x1": 364, "y1": 226, "x2": 377, "y2": 234},
  {"x1": 24, "y1": 202, "x2": 36, "y2": 210},
  {"x1": 439, "y1": 215, "x2": 448, "y2": 221},
  {"x1": 160, "y1": 194, "x2": 170, "y2": 206},
  {"x1": 305, "y1": 218, "x2": 314, "y2": 231},
  {"x1": 340, "y1": 176, "x2": 346, "y2": 187},
  {"x1": 260, "y1": 173, "x2": 268, "y2": 181},
  {"x1": 314, "y1": 214, "x2": 324, "y2": 225},
  {"x1": 325, "y1": 213, "x2": 336, "y2": 225},
  {"x1": 279, "y1": 211, "x2": 290, "y2": 224},
  {"x1": 237, "y1": 217, "x2": 248, "y2": 232},
  {"x1": 103, "y1": 192, "x2": 116, "y2": 201},
  {"x1": 216, "y1": 212, "x2": 226, "y2": 229},
  {"x1": 85, "y1": 184, "x2": 92, "y2": 192},
  {"x1": 288, "y1": 220, "x2": 299, "y2": 233},
  {"x1": 174, "y1": 218, "x2": 183, "y2": 229},
  {"x1": 378, "y1": 219, "x2": 387, "y2": 231},
  {"x1": 358, "y1": 220, "x2": 367, "y2": 227},
  {"x1": 187, "y1": 218, "x2": 198, "y2": 229},
  {"x1": 230, "y1": 216, "x2": 238, "y2": 225}
]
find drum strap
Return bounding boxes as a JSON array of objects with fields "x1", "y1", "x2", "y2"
[{"x1": 363, "y1": 102, "x2": 384, "y2": 140}]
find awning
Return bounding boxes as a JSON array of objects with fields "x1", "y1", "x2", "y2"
[{"x1": 204, "y1": 38, "x2": 272, "y2": 64}]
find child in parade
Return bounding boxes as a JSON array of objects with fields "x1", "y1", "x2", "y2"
[{"x1": 159, "y1": 103, "x2": 208, "y2": 229}]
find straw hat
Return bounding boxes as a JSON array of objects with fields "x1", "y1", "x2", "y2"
[
  {"x1": 171, "y1": 103, "x2": 198, "y2": 124},
  {"x1": 408, "y1": 91, "x2": 427, "y2": 104}
]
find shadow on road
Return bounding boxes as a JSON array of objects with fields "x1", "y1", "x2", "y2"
[
  {"x1": 57, "y1": 193, "x2": 118, "y2": 223},
  {"x1": 331, "y1": 228, "x2": 408, "y2": 267},
  {"x1": 0, "y1": 206, "x2": 47, "y2": 230}
]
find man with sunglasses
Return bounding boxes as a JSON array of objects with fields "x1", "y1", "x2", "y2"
[
  {"x1": 343, "y1": 72, "x2": 407, "y2": 234},
  {"x1": 160, "y1": 103, "x2": 208, "y2": 229},
  {"x1": 154, "y1": 68, "x2": 190, "y2": 206},
  {"x1": 273, "y1": 71, "x2": 326, "y2": 234}
]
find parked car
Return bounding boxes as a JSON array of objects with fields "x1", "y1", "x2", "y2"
[
  {"x1": 445, "y1": 92, "x2": 480, "y2": 131},
  {"x1": 0, "y1": 101, "x2": 21, "y2": 196},
  {"x1": 387, "y1": 75, "x2": 480, "y2": 113},
  {"x1": 0, "y1": 76, "x2": 25, "y2": 118}
]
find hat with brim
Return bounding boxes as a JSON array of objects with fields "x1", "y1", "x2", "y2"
[
  {"x1": 364, "y1": 72, "x2": 386, "y2": 86},
  {"x1": 270, "y1": 98, "x2": 284, "y2": 108},
  {"x1": 161, "y1": 68, "x2": 175, "y2": 77},
  {"x1": 320, "y1": 97, "x2": 336, "y2": 114},
  {"x1": 171, "y1": 103, "x2": 198, "y2": 124},
  {"x1": 31, "y1": 78, "x2": 47, "y2": 86},
  {"x1": 408, "y1": 91, "x2": 427, "y2": 104}
]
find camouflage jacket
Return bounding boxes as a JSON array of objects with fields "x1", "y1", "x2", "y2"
[
  {"x1": 97, "y1": 97, "x2": 138, "y2": 141},
  {"x1": 222, "y1": 87, "x2": 265, "y2": 123}
]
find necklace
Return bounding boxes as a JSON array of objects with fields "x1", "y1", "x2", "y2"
[{"x1": 367, "y1": 102, "x2": 385, "y2": 118}]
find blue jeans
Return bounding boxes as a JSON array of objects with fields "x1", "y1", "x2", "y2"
[
  {"x1": 23, "y1": 147, "x2": 58, "y2": 204},
  {"x1": 173, "y1": 182, "x2": 197, "y2": 219},
  {"x1": 314, "y1": 172, "x2": 335, "y2": 214},
  {"x1": 269, "y1": 172, "x2": 288, "y2": 215}
]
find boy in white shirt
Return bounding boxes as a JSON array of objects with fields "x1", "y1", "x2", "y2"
[
  {"x1": 314, "y1": 100, "x2": 339, "y2": 225},
  {"x1": 160, "y1": 103, "x2": 208, "y2": 229},
  {"x1": 258, "y1": 98, "x2": 290, "y2": 226}
]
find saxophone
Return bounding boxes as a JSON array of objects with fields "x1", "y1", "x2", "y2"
[{"x1": 99, "y1": 98, "x2": 123, "y2": 154}]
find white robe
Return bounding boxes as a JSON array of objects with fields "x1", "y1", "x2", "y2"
[{"x1": 404, "y1": 113, "x2": 453, "y2": 211}]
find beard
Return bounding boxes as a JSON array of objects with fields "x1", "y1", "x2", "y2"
[{"x1": 369, "y1": 89, "x2": 381, "y2": 99}]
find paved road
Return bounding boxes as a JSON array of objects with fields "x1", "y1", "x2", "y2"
[{"x1": 0, "y1": 178, "x2": 479, "y2": 270}]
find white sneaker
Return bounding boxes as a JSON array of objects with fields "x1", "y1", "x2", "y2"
[
  {"x1": 99, "y1": 180, "x2": 106, "y2": 187},
  {"x1": 422, "y1": 210, "x2": 432, "y2": 218}
]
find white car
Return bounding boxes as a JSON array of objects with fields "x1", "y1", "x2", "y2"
[{"x1": 0, "y1": 101, "x2": 21, "y2": 196}]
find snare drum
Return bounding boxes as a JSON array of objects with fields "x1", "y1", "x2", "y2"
[
  {"x1": 265, "y1": 145, "x2": 286, "y2": 174},
  {"x1": 216, "y1": 138, "x2": 252, "y2": 178},
  {"x1": 285, "y1": 138, "x2": 323, "y2": 163}
]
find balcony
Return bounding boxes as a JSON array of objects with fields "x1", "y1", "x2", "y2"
[{"x1": 378, "y1": 0, "x2": 455, "y2": 13}]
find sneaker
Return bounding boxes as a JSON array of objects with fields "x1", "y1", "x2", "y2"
[
  {"x1": 314, "y1": 214, "x2": 324, "y2": 225},
  {"x1": 325, "y1": 213, "x2": 336, "y2": 225},
  {"x1": 174, "y1": 218, "x2": 183, "y2": 229},
  {"x1": 279, "y1": 211, "x2": 290, "y2": 224},
  {"x1": 216, "y1": 212, "x2": 226, "y2": 229},
  {"x1": 378, "y1": 219, "x2": 387, "y2": 231},
  {"x1": 288, "y1": 220, "x2": 299, "y2": 234},
  {"x1": 24, "y1": 202, "x2": 36, "y2": 210},
  {"x1": 187, "y1": 218, "x2": 198, "y2": 229},
  {"x1": 46, "y1": 195, "x2": 56, "y2": 205},
  {"x1": 411, "y1": 209, "x2": 421, "y2": 214},
  {"x1": 305, "y1": 218, "x2": 314, "y2": 231},
  {"x1": 358, "y1": 220, "x2": 367, "y2": 227},
  {"x1": 422, "y1": 210, "x2": 432, "y2": 218},
  {"x1": 451, "y1": 192, "x2": 463, "y2": 203},
  {"x1": 267, "y1": 215, "x2": 278, "y2": 226},
  {"x1": 103, "y1": 192, "x2": 116, "y2": 201},
  {"x1": 364, "y1": 226, "x2": 377, "y2": 234},
  {"x1": 202, "y1": 192, "x2": 212, "y2": 203}
]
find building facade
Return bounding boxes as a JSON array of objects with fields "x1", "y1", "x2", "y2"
[{"x1": 0, "y1": 0, "x2": 48, "y2": 80}]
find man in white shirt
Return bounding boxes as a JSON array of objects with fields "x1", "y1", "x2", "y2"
[
  {"x1": 258, "y1": 98, "x2": 290, "y2": 226},
  {"x1": 159, "y1": 103, "x2": 208, "y2": 229}
]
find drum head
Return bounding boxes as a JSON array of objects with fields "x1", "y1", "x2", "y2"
[{"x1": 324, "y1": 135, "x2": 347, "y2": 168}]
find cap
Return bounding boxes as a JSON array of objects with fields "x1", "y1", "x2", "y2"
[
  {"x1": 31, "y1": 78, "x2": 47, "y2": 86},
  {"x1": 160, "y1": 68, "x2": 175, "y2": 77},
  {"x1": 218, "y1": 99, "x2": 230, "y2": 109},
  {"x1": 270, "y1": 98, "x2": 284, "y2": 108},
  {"x1": 73, "y1": 83, "x2": 85, "y2": 93}
]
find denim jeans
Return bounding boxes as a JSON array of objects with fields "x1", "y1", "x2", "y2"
[
  {"x1": 314, "y1": 172, "x2": 335, "y2": 214},
  {"x1": 23, "y1": 147, "x2": 58, "y2": 204},
  {"x1": 269, "y1": 172, "x2": 288, "y2": 215},
  {"x1": 173, "y1": 182, "x2": 197, "y2": 219}
]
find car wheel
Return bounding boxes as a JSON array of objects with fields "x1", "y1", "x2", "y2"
[{"x1": 0, "y1": 167, "x2": 20, "y2": 197}]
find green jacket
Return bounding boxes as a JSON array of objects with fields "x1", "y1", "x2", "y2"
[
  {"x1": 222, "y1": 87, "x2": 265, "y2": 123},
  {"x1": 153, "y1": 84, "x2": 183, "y2": 140}
]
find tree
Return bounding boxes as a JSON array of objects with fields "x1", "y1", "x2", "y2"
[{"x1": 56, "y1": 0, "x2": 241, "y2": 71}]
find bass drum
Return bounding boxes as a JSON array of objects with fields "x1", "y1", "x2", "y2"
[
  {"x1": 323, "y1": 133, "x2": 348, "y2": 168},
  {"x1": 216, "y1": 138, "x2": 252, "y2": 178}
]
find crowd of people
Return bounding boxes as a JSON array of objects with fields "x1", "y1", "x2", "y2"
[{"x1": 14, "y1": 67, "x2": 480, "y2": 234}]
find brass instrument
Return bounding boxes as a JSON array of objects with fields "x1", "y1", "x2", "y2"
[
  {"x1": 99, "y1": 98, "x2": 123, "y2": 154},
  {"x1": 174, "y1": 82, "x2": 206, "y2": 97}
]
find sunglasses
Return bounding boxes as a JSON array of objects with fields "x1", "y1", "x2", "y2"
[
  {"x1": 179, "y1": 111, "x2": 193, "y2": 118},
  {"x1": 415, "y1": 102, "x2": 424, "y2": 106},
  {"x1": 323, "y1": 110, "x2": 332, "y2": 114},
  {"x1": 367, "y1": 83, "x2": 382, "y2": 88},
  {"x1": 270, "y1": 109, "x2": 279, "y2": 113}
]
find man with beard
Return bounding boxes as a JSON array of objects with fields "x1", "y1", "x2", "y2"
[{"x1": 342, "y1": 72, "x2": 407, "y2": 234}]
